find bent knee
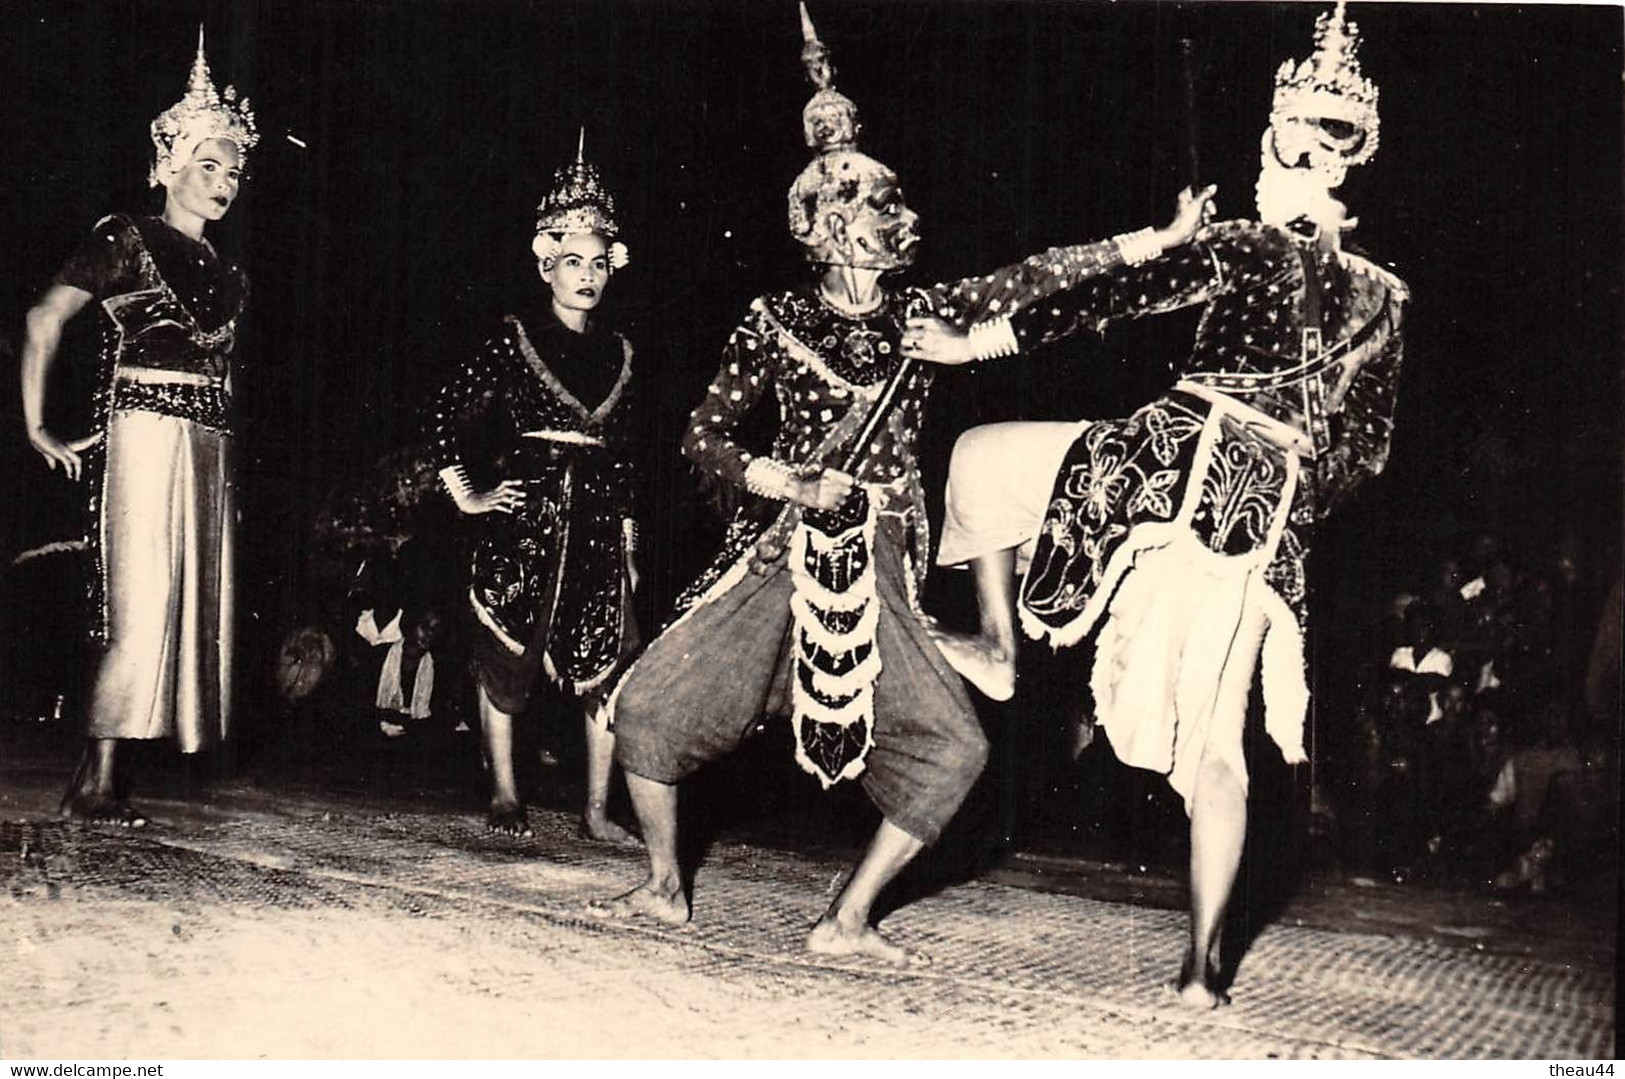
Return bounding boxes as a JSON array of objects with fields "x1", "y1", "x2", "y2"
[
  {"x1": 948, "y1": 423, "x2": 1020, "y2": 480},
  {"x1": 945, "y1": 725, "x2": 991, "y2": 786},
  {"x1": 1190, "y1": 752, "x2": 1247, "y2": 812}
]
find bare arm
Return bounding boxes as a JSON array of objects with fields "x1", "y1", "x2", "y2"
[{"x1": 21, "y1": 283, "x2": 96, "y2": 481}]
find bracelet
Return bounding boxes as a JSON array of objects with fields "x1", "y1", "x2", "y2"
[
  {"x1": 1112, "y1": 227, "x2": 1166, "y2": 267},
  {"x1": 743, "y1": 457, "x2": 803, "y2": 501},
  {"x1": 966, "y1": 317, "x2": 1019, "y2": 361},
  {"x1": 438, "y1": 465, "x2": 474, "y2": 503},
  {"x1": 622, "y1": 517, "x2": 639, "y2": 555}
]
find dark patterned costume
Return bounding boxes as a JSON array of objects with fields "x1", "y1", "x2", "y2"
[
  {"x1": 1004, "y1": 219, "x2": 1407, "y2": 802},
  {"x1": 612, "y1": 241, "x2": 1128, "y2": 844},
  {"x1": 52, "y1": 213, "x2": 247, "y2": 751},
  {"x1": 426, "y1": 312, "x2": 638, "y2": 711}
]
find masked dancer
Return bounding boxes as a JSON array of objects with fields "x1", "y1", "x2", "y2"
[
  {"x1": 425, "y1": 135, "x2": 642, "y2": 844},
  {"x1": 918, "y1": 3, "x2": 1407, "y2": 1005},
  {"x1": 21, "y1": 31, "x2": 258, "y2": 827},
  {"x1": 591, "y1": 4, "x2": 1210, "y2": 965}
]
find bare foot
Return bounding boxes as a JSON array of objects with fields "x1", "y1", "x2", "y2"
[
  {"x1": 806, "y1": 917, "x2": 929, "y2": 968},
  {"x1": 1174, "y1": 952, "x2": 1230, "y2": 1009},
  {"x1": 586, "y1": 880, "x2": 690, "y2": 925},
  {"x1": 62, "y1": 793, "x2": 148, "y2": 828},
  {"x1": 582, "y1": 813, "x2": 643, "y2": 849},
  {"x1": 486, "y1": 801, "x2": 534, "y2": 838},
  {"x1": 927, "y1": 627, "x2": 1015, "y2": 702}
]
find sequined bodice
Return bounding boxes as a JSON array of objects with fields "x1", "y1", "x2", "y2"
[
  {"x1": 1185, "y1": 227, "x2": 1355, "y2": 375},
  {"x1": 58, "y1": 215, "x2": 247, "y2": 380},
  {"x1": 1008, "y1": 217, "x2": 1408, "y2": 517},
  {"x1": 1177, "y1": 225, "x2": 1398, "y2": 434}
]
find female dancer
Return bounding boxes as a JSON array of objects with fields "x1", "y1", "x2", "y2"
[
  {"x1": 426, "y1": 138, "x2": 641, "y2": 843},
  {"x1": 21, "y1": 31, "x2": 259, "y2": 825}
]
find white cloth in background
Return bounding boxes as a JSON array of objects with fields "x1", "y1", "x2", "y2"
[
  {"x1": 376, "y1": 642, "x2": 435, "y2": 719},
  {"x1": 356, "y1": 608, "x2": 403, "y2": 647},
  {"x1": 1389, "y1": 645, "x2": 1454, "y2": 723},
  {"x1": 358, "y1": 608, "x2": 434, "y2": 719}
]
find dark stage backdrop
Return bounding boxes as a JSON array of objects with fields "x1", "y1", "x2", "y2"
[{"x1": 1, "y1": 0, "x2": 1620, "y2": 844}]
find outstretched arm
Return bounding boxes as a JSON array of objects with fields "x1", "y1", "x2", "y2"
[
  {"x1": 908, "y1": 185, "x2": 1220, "y2": 366},
  {"x1": 21, "y1": 283, "x2": 96, "y2": 481}
]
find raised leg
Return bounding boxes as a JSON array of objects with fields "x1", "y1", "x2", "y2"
[
  {"x1": 929, "y1": 545, "x2": 1019, "y2": 701},
  {"x1": 806, "y1": 818, "x2": 929, "y2": 966},
  {"x1": 586, "y1": 770, "x2": 689, "y2": 925}
]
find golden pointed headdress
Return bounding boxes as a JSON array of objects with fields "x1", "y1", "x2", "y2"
[
  {"x1": 532, "y1": 129, "x2": 629, "y2": 269},
  {"x1": 1269, "y1": 1, "x2": 1380, "y2": 180},
  {"x1": 786, "y1": 3, "x2": 895, "y2": 261},
  {"x1": 796, "y1": 2, "x2": 860, "y2": 156},
  {"x1": 149, "y1": 27, "x2": 259, "y2": 188}
]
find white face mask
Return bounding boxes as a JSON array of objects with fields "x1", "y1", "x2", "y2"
[{"x1": 1254, "y1": 128, "x2": 1350, "y2": 234}]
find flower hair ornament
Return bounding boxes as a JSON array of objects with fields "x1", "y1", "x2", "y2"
[
  {"x1": 149, "y1": 27, "x2": 259, "y2": 189},
  {"x1": 531, "y1": 128, "x2": 629, "y2": 271}
]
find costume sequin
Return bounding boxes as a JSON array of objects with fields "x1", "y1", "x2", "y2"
[
  {"x1": 426, "y1": 314, "x2": 637, "y2": 703},
  {"x1": 50, "y1": 213, "x2": 246, "y2": 750},
  {"x1": 613, "y1": 238, "x2": 1127, "y2": 827},
  {"x1": 1008, "y1": 218, "x2": 1408, "y2": 778}
]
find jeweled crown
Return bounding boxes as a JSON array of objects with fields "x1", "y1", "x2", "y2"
[
  {"x1": 535, "y1": 128, "x2": 621, "y2": 239},
  {"x1": 798, "y1": 2, "x2": 860, "y2": 154},
  {"x1": 149, "y1": 27, "x2": 259, "y2": 188},
  {"x1": 1270, "y1": 1, "x2": 1380, "y2": 170},
  {"x1": 532, "y1": 130, "x2": 628, "y2": 269}
]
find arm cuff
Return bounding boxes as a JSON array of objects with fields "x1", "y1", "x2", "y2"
[
  {"x1": 438, "y1": 465, "x2": 474, "y2": 503},
  {"x1": 743, "y1": 457, "x2": 802, "y2": 501},
  {"x1": 1112, "y1": 227, "x2": 1166, "y2": 267},
  {"x1": 967, "y1": 317, "x2": 1019, "y2": 361}
]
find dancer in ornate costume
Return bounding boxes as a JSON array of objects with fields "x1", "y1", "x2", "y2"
[
  {"x1": 425, "y1": 135, "x2": 641, "y2": 844},
  {"x1": 20, "y1": 31, "x2": 258, "y2": 827},
  {"x1": 919, "y1": 2, "x2": 1407, "y2": 1004},
  {"x1": 591, "y1": 4, "x2": 1210, "y2": 963}
]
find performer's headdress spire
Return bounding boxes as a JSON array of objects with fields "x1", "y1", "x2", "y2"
[
  {"x1": 1268, "y1": 1, "x2": 1380, "y2": 182},
  {"x1": 797, "y1": 2, "x2": 861, "y2": 155},
  {"x1": 149, "y1": 26, "x2": 259, "y2": 189},
  {"x1": 532, "y1": 128, "x2": 629, "y2": 269},
  {"x1": 787, "y1": 4, "x2": 906, "y2": 265}
]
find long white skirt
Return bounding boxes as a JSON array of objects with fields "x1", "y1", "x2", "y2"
[
  {"x1": 87, "y1": 409, "x2": 234, "y2": 752},
  {"x1": 1091, "y1": 539, "x2": 1270, "y2": 812}
]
